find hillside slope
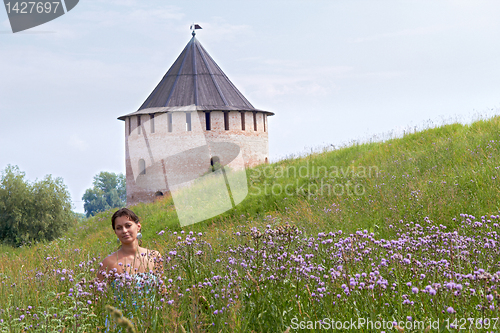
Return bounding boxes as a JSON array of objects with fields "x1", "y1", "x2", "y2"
[
  {"x1": 2, "y1": 116, "x2": 499, "y2": 255},
  {"x1": 1, "y1": 116, "x2": 500, "y2": 332},
  {"x1": 68, "y1": 116, "x2": 500, "y2": 252}
]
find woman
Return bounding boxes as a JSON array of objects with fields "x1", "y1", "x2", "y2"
[
  {"x1": 97, "y1": 208, "x2": 162, "y2": 332},
  {"x1": 97, "y1": 208, "x2": 162, "y2": 282}
]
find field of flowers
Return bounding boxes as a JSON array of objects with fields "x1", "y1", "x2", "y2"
[
  {"x1": 2, "y1": 214, "x2": 500, "y2": 332},
  {"x1": 1, "y1": 116, "x2": 500, "y2": 332}
]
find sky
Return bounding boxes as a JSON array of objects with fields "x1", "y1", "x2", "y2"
[{"x1": 1, "y1": 0, "x2": 499, "y2": 214}]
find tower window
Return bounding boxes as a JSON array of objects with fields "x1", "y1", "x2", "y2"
[
  {"x1": 128, "y1": 117, "x2": 131, "y2": 135},
  {"x1": 263, "y1": 114, "x2": 266, "y2": 132},
  {"x1": 168, "y1": 113, "x2": 173, "y2": 132},
  {"x1": 137, "y1": 116, "x2": 141, "y2": 135},
  {"x1": 186, "y1": 112, "x2": 192, "y2": 131},
  {"x1": 205, "y1": 112, "x2": 211, "y2": 131},
  {"x1": 150, "y1": 114, "x2": 155, "y2": 133},
  {"x1": 139, "y1": 159, "x2": 146, "y2": 175},
  {"x1": 253, "y1": 112, "x2": 257, "y2": 131},
  {"x1": 241, "y1": 112, "x2": 245, "y2": 131},
  {"x1": 224, "y1": 112, "x2": 229, "y2": 131}
]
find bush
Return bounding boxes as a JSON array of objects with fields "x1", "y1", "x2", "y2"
[{"x1": 0, "y1": 165, "x2": 74, "y2": 246}]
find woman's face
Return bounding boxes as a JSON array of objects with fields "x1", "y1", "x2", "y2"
[{"x1": 114, "y1": 215, "x2": 141, "y2": 244}]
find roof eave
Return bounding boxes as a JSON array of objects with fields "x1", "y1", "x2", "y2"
[{"x1": 118, "y1": 106, "x2": 274, "y2": 121}]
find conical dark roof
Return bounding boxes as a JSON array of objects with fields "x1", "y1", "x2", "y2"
[{"x1": 119, "y1": 36, "x2": 272, "y2": 120}]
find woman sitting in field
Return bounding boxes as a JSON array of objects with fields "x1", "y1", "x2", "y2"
[{"x1": 97, "y1": 208, "x2": 162, "y2": 282}]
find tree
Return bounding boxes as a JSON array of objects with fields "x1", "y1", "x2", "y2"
[
  {"x1": 0, "y1": 165, "x2": 74, "y2": 246},
  {"x1": 83, "y1": 172, "x2": 126, "y2": 217}
]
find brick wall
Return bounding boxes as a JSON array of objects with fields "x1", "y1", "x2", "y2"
[{"x1": 125, "y1": 111, "x2": 270, "y2": 205}]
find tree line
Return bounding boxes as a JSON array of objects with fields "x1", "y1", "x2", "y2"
[
  {"x1": 0, "y1": 165, "x2": 73, "y2": 246},
  {"x1": 82, "y1": 171, "x2": 126, "y2": 217},
  {"x1": 0, "y1": 166, "x2": 125, "y2": 246}
]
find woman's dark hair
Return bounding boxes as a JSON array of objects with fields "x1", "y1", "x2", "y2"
[{"x1": 111, "y1": 208, "x2": 139, "y2": 230}]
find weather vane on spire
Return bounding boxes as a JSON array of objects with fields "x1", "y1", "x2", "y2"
[{"x1": 190, "y1": 23, "x2": 202, "y2": 36}]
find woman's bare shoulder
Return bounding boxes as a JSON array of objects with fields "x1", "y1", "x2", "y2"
[
  {"x1": 97, "y1": 252, "x2": 119, "y2": 280},
  {"x1": 100, "y1": 252, "x2": 119, "y2": 268}
]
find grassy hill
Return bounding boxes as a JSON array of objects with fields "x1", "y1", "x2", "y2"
[
  {"x1": 71, "y1": 115, "x2": 499, "y2": 248},
  {"x1": 1, "y1": 116, "x2": 499, "y2": 332}
]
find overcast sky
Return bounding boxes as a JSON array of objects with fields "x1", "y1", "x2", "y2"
[{"x1": 1, "y1": 0, "x2": 499, "y2": 213}]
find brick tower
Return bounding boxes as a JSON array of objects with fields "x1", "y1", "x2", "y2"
[{"x1": 118, "y1": 32, "x2": 273, "y2": 206}]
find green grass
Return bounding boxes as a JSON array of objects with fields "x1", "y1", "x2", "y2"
[{"x1": 1, "y1": 116, "x2": 500, "y2": 332}]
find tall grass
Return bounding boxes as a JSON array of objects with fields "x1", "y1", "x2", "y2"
[{"x1": 1, "y1": 116, "x2": 500, "y2": 332}]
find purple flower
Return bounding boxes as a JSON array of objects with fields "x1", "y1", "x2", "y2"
[{"x1": 447, "y1": 306, "x2": 455, "y2": 314}]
